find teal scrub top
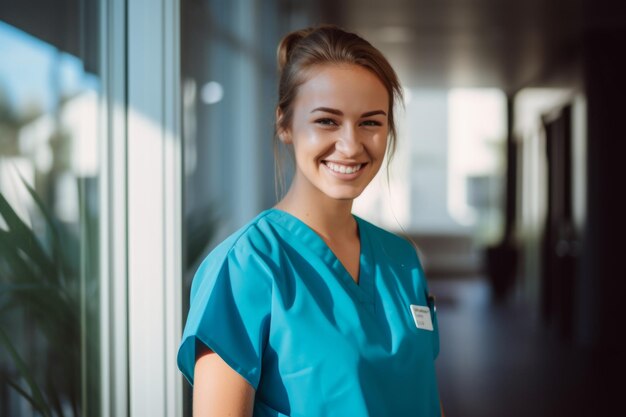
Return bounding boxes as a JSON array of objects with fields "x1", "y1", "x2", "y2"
[{"x1": 178, "y1": 208, "x2": 441, "y2": 417}]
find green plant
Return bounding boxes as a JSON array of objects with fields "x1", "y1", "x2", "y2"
[
  {"x1": 0, "y1": 176, "x2": 96, "y2": 417},
  {"x1": 0, "y1": 175, "x2": 217, "y2": 416}
]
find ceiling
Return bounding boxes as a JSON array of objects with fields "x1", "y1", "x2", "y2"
[
  {"x1": 323, "y1": 0, "x2": 584, "y2": 93},
  {"x1": 1, "y1": 0, "x2": 584, "y2": 94}
]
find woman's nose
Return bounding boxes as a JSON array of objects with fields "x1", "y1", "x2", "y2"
[{"x1": 336, "y1": 126, "x2": 363, "y2": 156}]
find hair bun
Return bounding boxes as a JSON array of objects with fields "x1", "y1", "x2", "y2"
[{"x1": 276, "y1": 28, "x2": 313, "y2": 73}]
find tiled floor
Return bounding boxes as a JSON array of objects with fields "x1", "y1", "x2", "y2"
[{"x1": 430, "y1": 277, "x2": 622, "y2": 417}]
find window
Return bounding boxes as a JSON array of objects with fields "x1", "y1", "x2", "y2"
[{"x1": 0, "y1": 6, "x2": 102, "y2": 415}]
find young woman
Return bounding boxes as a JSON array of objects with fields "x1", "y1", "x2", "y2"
[{"x1": 178, "y1": 25, "x2": 443, "y2": 417}]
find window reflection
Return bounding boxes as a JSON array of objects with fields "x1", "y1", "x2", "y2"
[
  {"x1": 180, "y1": 1, "x2": 311, "y2": 415},
  {"x1": 0, "y1": 12, "x2": 101, "y2": 417}
]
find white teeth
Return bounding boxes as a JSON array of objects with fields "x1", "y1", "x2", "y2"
[{"x1": 325, "y1": 162, "x2": 362, "y2": 174}]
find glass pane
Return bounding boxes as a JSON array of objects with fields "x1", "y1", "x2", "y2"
[
  {"x1": 0, "y1": 2, "x2": 102, "y2": 416},
  {"x1": 180, "y1": 1, "x2": 309, "y2": 414}
]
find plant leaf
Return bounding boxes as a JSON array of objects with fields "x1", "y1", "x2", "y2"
[
  {"x1": 0, "y1": 191, "x2": 57, "y2": 284},
  {"x1": 17, "y1": 172, "x2": 66, "y2": 284},
  {"x1": 6, "y1": 379, "x2": 48, "y2": 415},
  {"x1": 0, "y1": 326, "x2": 53, "y2": 417}
]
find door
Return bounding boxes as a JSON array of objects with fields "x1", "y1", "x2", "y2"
[{"x1": 541, "y1": 105, "x2": 579, "y2": 339}]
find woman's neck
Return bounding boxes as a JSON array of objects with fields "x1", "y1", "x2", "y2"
[{"x1": 275, "y1": 181, "x2": 357, "y2": 242}]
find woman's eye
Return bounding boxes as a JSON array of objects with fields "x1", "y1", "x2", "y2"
[
  {"x1": 361, "y1": 120, "x2": 382, "y2": 127},
  {"x1": 315, "y1": 118, "x2": 337, "y2": 126}
]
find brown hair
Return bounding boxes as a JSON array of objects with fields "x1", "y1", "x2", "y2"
[{"x1": 274, "y1": 24, "x2": 404, "y2": 197}]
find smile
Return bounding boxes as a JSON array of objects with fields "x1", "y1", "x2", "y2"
[{"x1": 322, "y1": 161, "x2": 365, "y2": 175}]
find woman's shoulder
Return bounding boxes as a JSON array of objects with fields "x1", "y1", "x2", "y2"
[
  {"x1": 190, "y1": 210, "x2": 281, "y2": 288},
  {"x1": 207, "y1": 209, "x2": 279, "y2": 261}
]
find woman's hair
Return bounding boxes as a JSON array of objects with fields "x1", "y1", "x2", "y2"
[{"x1": 274, "y1": 24, "x2": 404, "y2": 197}]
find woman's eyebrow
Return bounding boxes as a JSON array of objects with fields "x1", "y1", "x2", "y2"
[{"x1": 310, "y1": 107, "x2": 387, "y2": 117}]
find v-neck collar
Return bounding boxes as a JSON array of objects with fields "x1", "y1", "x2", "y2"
[{"x1": 264, "y1": 208, "x2": 375, "y2": 305}]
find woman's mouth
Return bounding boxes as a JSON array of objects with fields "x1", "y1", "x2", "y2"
[{"x1": 322, "y1": 161, "x2": 366, "y2": 177}]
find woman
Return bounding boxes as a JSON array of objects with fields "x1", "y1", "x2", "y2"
[{"x1": 178, "y1": 25, "x2": 443, "y2": 417}]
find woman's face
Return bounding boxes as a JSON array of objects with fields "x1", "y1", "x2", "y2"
[{"x1": 280, "y1": 64, "x2": 390, "y2": 202}]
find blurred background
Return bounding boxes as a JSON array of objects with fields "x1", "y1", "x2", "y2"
[{"x1": 1, "y1": 0, "x2": 625, "y2": 416}]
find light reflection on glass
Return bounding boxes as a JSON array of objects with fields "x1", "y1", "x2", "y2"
[{"x1": 0, "y1": 15, "x2": 101, "y2": 417}]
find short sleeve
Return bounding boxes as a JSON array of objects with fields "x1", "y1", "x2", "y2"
[{"x1": 177, "y1": 240, "x2": 273, "y2": 389}]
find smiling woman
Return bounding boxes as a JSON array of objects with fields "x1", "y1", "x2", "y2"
[
  {"x1": 178, "y1": 25, "x2": 443, "y2": 417},
  {"x1": 277, "y1": 64, "x2": 389, "y2": 202}
]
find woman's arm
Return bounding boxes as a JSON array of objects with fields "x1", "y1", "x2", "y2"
[{"x1": 193, "y1": 346, "x2": 255, "y2": 417}]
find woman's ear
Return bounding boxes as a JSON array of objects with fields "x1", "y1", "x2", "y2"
[
  {"x1": 276, "y1": 107, "x2": 292, "y2": 144},
  {"x1": 278, "y1": 129, "x2": 292, "y2": 144}
]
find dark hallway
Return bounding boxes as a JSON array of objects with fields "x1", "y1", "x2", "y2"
[{"x1": 432, "y1": 277, "x2": 622, "y2": 416}]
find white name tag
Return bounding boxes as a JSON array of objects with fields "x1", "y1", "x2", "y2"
[{"x1": 410, "y1": 304, "x2": 433, "y2": 331}]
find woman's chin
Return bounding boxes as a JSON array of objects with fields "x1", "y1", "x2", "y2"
[{"x1": 321, "y1": 186, "x2": 367, "y2": 201}]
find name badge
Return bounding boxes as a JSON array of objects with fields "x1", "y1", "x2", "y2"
[{"x1": 410, "y1": 304, "x2": 433, "y2": 331}]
